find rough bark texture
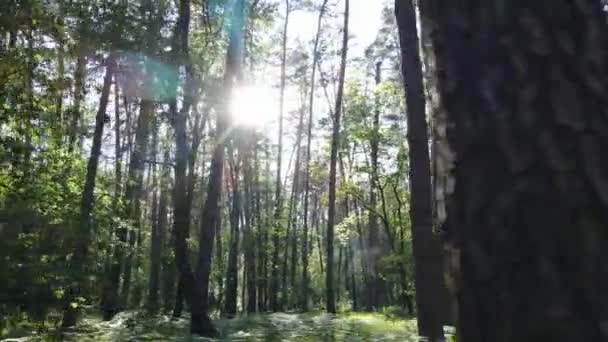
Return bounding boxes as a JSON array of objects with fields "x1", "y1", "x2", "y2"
[
  {"x1": 395, "y1": 0, "x2": 445, "y2": 340},
  {"x1": 421, "y1": 1, "x2": 608, "y2": 341},
  {"x1": 326, "y1": 0, "x2": 349, "y2": 315},
  {"x1": 418, "y1": 0, "x2": 456, "y2": 326}
]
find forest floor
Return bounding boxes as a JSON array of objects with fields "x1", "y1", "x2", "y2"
[{"x1": 1, "y1": 310, "x2": 452, "y2": 341}]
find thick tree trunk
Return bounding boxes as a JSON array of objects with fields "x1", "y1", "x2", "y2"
[
  {"x1": 62, "y1": 54, "x2": 115, "y2": 328},
  {"x1": 301, "y1": 0, "x2": 329, "y2": 312},
  {"x1": 325, "y1": 0, "x2": 349, "y2": 315},
  {"x1": 395, "y1": 0, "x2": 445, "y2": 340},
  {"x1": 421, "y1": 1, "x2": 608, "y2": 341}
]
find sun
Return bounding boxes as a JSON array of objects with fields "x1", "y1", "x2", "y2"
[{"x1": 229, "y1": 85, "x2": 277, "y2": 128}]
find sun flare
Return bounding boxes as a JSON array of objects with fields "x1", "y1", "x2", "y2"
[{"x1": 229, "y1": 85, "x2": 277, "y2": 128}]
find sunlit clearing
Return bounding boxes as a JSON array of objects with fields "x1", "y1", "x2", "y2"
[{"x1": 230, "y1": 85, "x2": 277, "y2": 128}]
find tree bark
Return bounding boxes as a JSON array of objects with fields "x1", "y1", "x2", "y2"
[
  {"x1": 395, "y1": 0, "x2": 445, "y2": 340},
  {"x1": 421, "y1": 1, "x2": 608, "y2": 341}
]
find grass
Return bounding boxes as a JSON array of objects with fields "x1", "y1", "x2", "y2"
[{"x1": 1, "y1": 310, "x2": 454, "y2": 341}]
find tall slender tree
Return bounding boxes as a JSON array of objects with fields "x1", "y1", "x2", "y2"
[
  {"x1": 170, "y1": 0, "x2": 216, "y2": 335},
  {"x1": 224, "y1": 143, "x2": 241, "y2": 317},
  {"x1": 62, "y1": 54, "x2": 116, "y2": 328},
  {"x1": 195, "y1": 0, "x2": 246, "y2": 330},
  {"x1": 395, "y1": 0, "x2": 444, "y2": 340},
  {"x1": 326, "y1": 0, "x2": 349, "y2": 315},
  {"x1": 301, "y1": 0, "x2": 329, "y2": 311},
  {"x1": 270, "y1": 0, "x2": 290, "y2": 312}
]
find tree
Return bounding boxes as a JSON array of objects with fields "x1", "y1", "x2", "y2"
[
  {"x1": 270, "y1": 0, "x2": 290, "y2": 312},
  {"x1": 170, "y1": 0, "x2": 217, "y2": 336},
  {"x1": 223, "y1": 140, "x2": 241, "y2": 317},
  {"x1": 366, "y1": 61, "x2": 385, "y2": 310},
  {"x1": 326, "y1": 0, "x2": 349, "y2": 315},
  {"x1": 146, "y1": 115, "x2": 162, "y2": 313},
  {"x1": 62, "y1": 53, "x2": 116, "y2": 328},
  {"x1": 420, "y1": 1, "x2": 608, "y2": 341},
  {"x1": 395, "y1": 0, "x2": 445, "y2": 340},
  {"x1": 301, "y1": 0, "x2": 329, "y2": 312}
]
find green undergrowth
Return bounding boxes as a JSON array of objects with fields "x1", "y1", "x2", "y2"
[{"x1": 1, "y1": 310, "x2": 455, "y2": 341}]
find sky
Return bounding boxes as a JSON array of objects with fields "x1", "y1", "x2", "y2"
[
  {"x1": 289, "y1": 0, "x2": 383, "y2": 55},
  {"x1": 248, "y1": 0, "x2": 386, "y2": 179}
]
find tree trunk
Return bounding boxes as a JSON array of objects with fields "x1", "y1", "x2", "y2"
[
  {"x1": 55, "y1": 23, "x2": 65, "y2": 143},
  {"x1": 68, "y1": 44, "x2": 86, "y2": 152},
  {"x1": 224, "y1": 147, "x2": 241, "y2": 318},
  {"x1": 62, "y1": 54, "x2": 116, "y2": 328},
  {"x1": 282, "y1": 131, "x2": 302, "y2": 309},
  {"x1": 255, "y1": 145, "x2": 267, "y2": 311},
  {"x1": 269, "y1": 0, "x2": 290, "y2": 313},
  {"x1": 121, "y1": 99, "x2": 154, "y2": 306},
  {"x1": 161, "y1": 152, "x2": 175, "y2": 313},
  {"x1": 395, "y1": 0, "x2": 444, "y2": 340},
  {"x1": 147, "y1": 117, "x2": 161, "y2": 313},
  {"x1": 171, "y1": 0, "x2": 217, "y2": 336},
  {"x1": 103, "y1": 98, "x2": 153, "y2": 319},
  {"x1": 421, "y1": 1, "x2": 608, "y2": 341},
  {"x1": 366, "y1": 61, "x2": 384, "y2": 311},
  {"x1": 325, "y1": 0, "x2": 349, "y2": 315},
  {"x1": 243, "y1": 131, "x2": 257, "y2": 313},
  {"x1": 195, "y1": 0, "x2": 244, "y2": 323},
  {"x1": 301, "y1": 0, "x2": 329, "y2": 312}
]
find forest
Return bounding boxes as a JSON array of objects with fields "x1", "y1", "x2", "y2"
[{"x1": 2, "y1": 0, "x2": 608, "y2": 341}]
